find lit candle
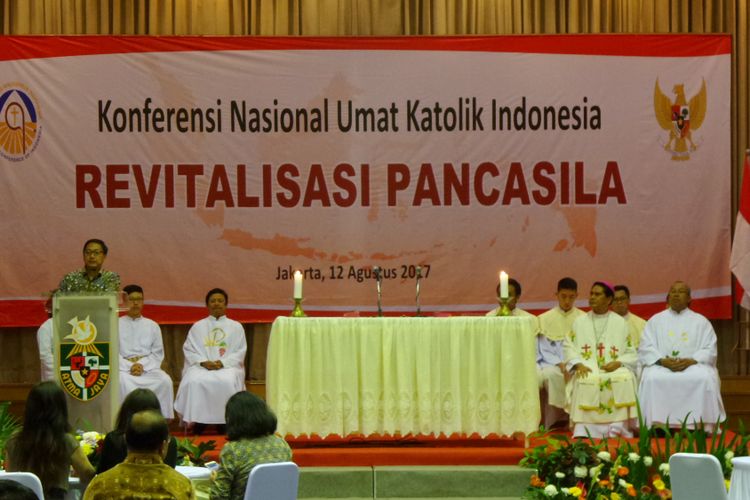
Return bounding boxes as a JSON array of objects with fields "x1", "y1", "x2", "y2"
[
  {"x1": 293, "y1": 270, "x2": 303, "y2": 299},
  {"x1": 499, "y1": 271, "x2": 509, "y2": 299}
]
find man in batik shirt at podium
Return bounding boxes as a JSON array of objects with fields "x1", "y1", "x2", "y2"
[{"x1": 58, "y1": 238, "x2": 120, "y2": 293}]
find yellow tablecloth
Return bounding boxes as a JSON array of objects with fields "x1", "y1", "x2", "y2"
[{"x1": 267, "y1": 316, "x2": 540, "y2": 437}]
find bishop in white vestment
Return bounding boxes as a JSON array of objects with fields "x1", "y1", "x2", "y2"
[
  {"x1": 564, "y1": 282, "x2": 638, "y2": 438},
  {"x1": 174, "y1": 288, "x2": 247, "y2": 425},
  {"x1": 118, "y1": 285, "x2": 175, "y2": 418},
  {"x1": 638, "y1": 281, "x2": 725, "y2": 430}
]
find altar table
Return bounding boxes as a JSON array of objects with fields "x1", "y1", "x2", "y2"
[{"x1": 267, "y1": 316, "x2": 540, "y2": 437}]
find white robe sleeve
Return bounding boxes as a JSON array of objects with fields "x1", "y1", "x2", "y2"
[
  {"x1": 183, "y1": 320, "x2": 209, "y2": 368},
  {"x1": 137, "y1": 321, "x2": 165, "y2": 372},
  {"x1": 691, "y1": 315, "x2": 717, "y2": 365},
  {"x1": 637, "y1": 319, "x2": 663, "y2": 367},
  {"x1": 219, "y1": 321, "x2": 247, "y2": 369},
  {"x1": 616, "y1": 324, "x2": 638, "y2": 372},
  {"x1": 36, "y1": 318, "x2": 54, "y2": 380},
  {"x1": 563, "y1": 321, "x2": 585, "y2": 371}
]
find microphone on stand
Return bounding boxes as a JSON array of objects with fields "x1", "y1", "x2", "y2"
[
  {"x1": 415, "y1": 266, "x2": 422, "y2": 316},
  {"x1": 373, "y1": 266, "x2": 383, "y2": 317}
]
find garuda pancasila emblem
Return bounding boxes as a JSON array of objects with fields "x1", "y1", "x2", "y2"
[{"x1": 654, "y1": 78, "x2": 706, "y2": 161}]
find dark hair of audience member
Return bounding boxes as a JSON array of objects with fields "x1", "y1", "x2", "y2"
[
  {"x1": 125, "y1": 410, "x2": 169, "y2": 454},
  {"x1": 0, "y1": 480, "x2": 38, "y2": 500},
  {"x1": 557, "y1": 277, "x2": 578, "y2": 292},
  {"x1": 122, "y1": 283, "x2": 144, "y2": 295},
  {"x1": 9, "y1": 381, "x2": 72, "y2": 488},
  {"x1": 614, "y1": 284, "x2": 631, "y2": 297},
  {"x1": 225, "y1": 392, "x2": 277, "y2": 441},
  {"x1": 205, "y1": 287, "x2": 229, "y2": 305},
  {"x1": 115, "y1": 388, "x2": 162, "y2": 433}
]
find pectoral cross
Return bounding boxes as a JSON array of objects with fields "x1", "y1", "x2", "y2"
[{"x1": 597, "y1": 342, "x2": 606, "y2": 358}]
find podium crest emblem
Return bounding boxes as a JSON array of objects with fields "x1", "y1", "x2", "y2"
[{"x1": 59, "y1": 315, "x2": 110, "y2": 401}]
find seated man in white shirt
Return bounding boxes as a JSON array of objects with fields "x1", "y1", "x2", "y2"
[
  {"x1": 638, "y1": 281, "x2": 725, "y2": 431},
  {"x1": 612, "y1": 285, "x2": 647, "y2": 348},
  {"x1": 119, "y1": 284, "x2": 174, "y2": 419}
]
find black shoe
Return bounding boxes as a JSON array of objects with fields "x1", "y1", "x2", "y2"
[{"x1": 651, "y1": 427, "x2": 667, "y2": 438}]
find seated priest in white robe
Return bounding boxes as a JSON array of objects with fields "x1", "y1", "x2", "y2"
[
  {"x1": 564, "y1": 281, "x2": 638, "y2": 438},
  {"x1": 612, "y1": 285, "x2": 647, "y2": 349},
  {"x1": 174, "y1": 288, "x2": 247, "y2": 428},
  {"x1": 638, "y1": 281, "x2": 725, "y2": 431},
  {"x1": 486, "y1": 278, "x2": 539, "y2": 324},
  {"x1": 37, "y1": 316, "x2": 55, "y2": 381},
  {"x1": 119, "y1": 284, "x2": 174, "y2": 418},
  {"x1": 537, "y1": 277, "x2": 585, "y2": 428}
]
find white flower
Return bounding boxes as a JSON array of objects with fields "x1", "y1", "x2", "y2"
[
  {"x1": 659, "y1": 463, "x2": 670, "y2": 475},
  {"x1": 555, "y1": 472, "x2": 565, "y2": 479},
  {"x1": 628, "y1": 452, "x2": 640, "y2": 462},
  {"x1": 619, "y1": 478, "x2": 628, "y2": 487},
  {"x1": 544, "y1": 484, "x2": 558, "y2": 496},
  {"x1": 597, "y1": 451, "x2": 612, "y2": 462},
  {"x1": 561, "y1": 488, "x2": 570, "y2": 495},
  {"x1": 726, "y1": 451, "x2": 735, "y2": 461},
  {"x1": 574, "y1": 465, "x2": 588, "y2": 478},
  {"x1": 643, "y1": 456, "x2": 653, "y2": 466},
  {"x1": 81, "y1": 431, "x2": 101, "y2": 446}
]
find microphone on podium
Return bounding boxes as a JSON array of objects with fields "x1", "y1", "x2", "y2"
[
  {"x1": 373, "y1": 266, "x2": 383, "y2": 317},
  {"x1": 415, "y1": 266, "x2": 422, "y2": 316}
]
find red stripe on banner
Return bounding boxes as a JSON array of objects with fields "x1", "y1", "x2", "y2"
[
  {"x1": 739, "y1": 153, "x2": 750, "y2": 222},
  {"x1": 0, "y1": 35, "x2": 731, "y2": 62},
  {"x1": 0, "y1": 294, "x2": 733, "y2": 328}
]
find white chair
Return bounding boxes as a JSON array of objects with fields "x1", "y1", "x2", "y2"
[
  {"x1": 243, "y1": 461, "x2": 299, "y2": 500},
  {"x1": 669, "y1": 452, "x2": 728, "y2": 500},
  {"x1": 0, "y1": 471, "x2": 45, "y2": 499},
  {"x1": 729, "y1": 456, "x2": 750, "y2": 500}
]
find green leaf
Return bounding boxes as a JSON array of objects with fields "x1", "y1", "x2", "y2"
[{"x1": 0, "y1": 402, "x2": 21, "y2": 463}]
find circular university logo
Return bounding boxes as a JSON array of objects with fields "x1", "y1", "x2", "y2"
[{"x1": 0, "y1": 82, "x2": 42, "y2": 161}]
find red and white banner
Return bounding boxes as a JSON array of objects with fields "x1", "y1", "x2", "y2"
[
  {"x1": 731, "y1": 152, "x2": 750, "y2": 309},
  {"x1": 0, "y1": 35, "x2": 732, "y2": 326}
]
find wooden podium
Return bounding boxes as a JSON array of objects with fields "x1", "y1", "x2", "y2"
[{"x1": 52, "y1": 293, "x2": 120, "y2": 431}]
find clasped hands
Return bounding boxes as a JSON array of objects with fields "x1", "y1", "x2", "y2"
[
  {"x1": 200, "y1": 360, "x2": 224, "y2": 370},
  {"x1": 658, "y1": 357, "x2": 697, "y2": 372},
  {"x1": 571, "y1": 361, "x2": 622, "y2": 379}
]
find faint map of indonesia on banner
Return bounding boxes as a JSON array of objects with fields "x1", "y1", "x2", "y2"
[{"x1": 0, "y1": 35, "x2": 732, "y2": 326}]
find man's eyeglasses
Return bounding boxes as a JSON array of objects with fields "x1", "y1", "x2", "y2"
[{"x1": 84, "y1": 250, "x2": 104, "y2": 256}]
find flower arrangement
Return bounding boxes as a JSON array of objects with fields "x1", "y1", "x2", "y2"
[
  {"x1": 176, "y1": 437, "x2": 217, "y2": 466},
  {"x1": 0, "y1": 401, "x2": 21, "y2": 465},
  {"x1": 520, "y1": 418, "x2": 750, "y2": 499},
  {"x1": 75, "y1": 430, "x2": 105, "y2": 468}
]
